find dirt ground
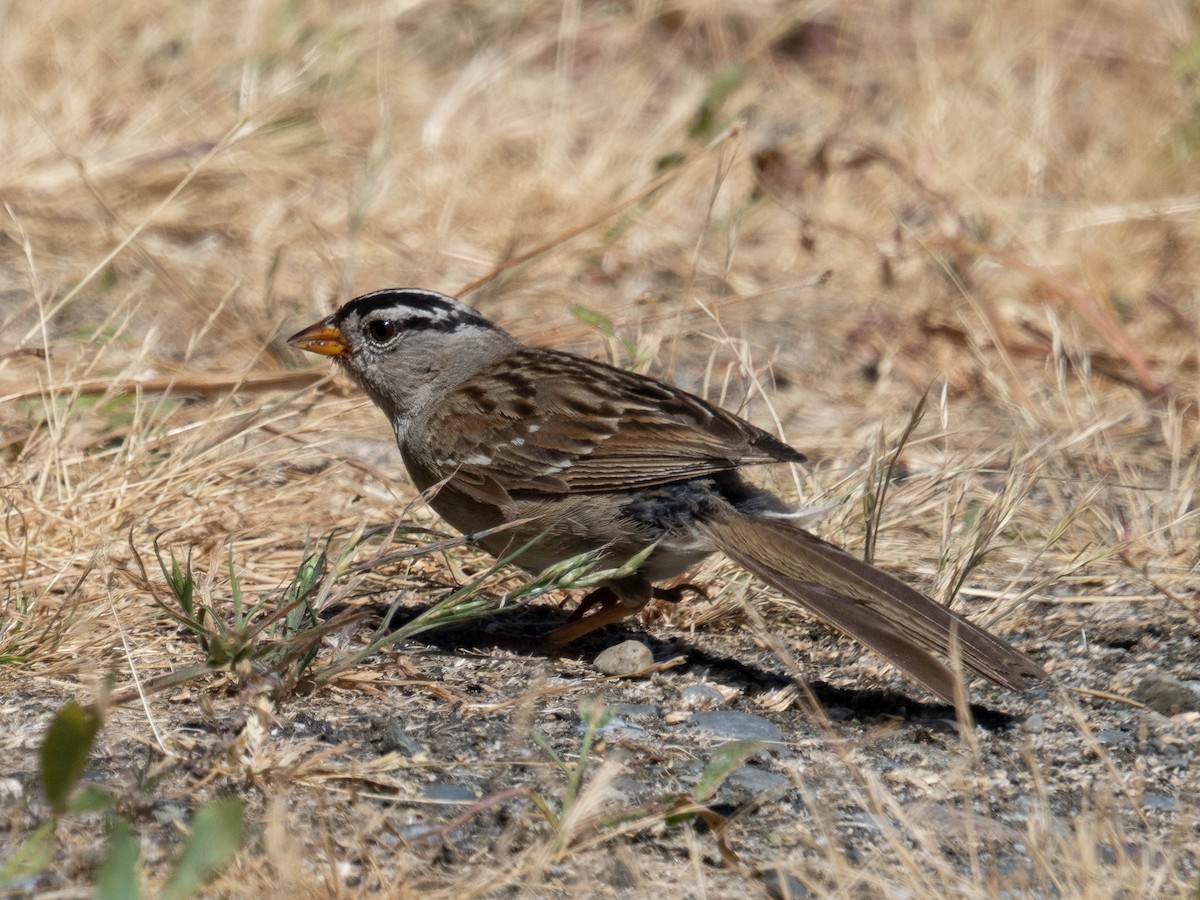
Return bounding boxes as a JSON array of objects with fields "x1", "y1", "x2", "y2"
[{"x1": 2, "y1": 2, "x2": 1199, "y2": 897}]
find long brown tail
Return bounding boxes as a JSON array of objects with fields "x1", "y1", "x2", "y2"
[{"x1": 699, "y1": 509, "x2": 1045, "y2": 704}]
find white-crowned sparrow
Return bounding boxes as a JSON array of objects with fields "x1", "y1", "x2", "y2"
[{"x1": 289, "y1": 288, "x2": 1044, "y2": 702}]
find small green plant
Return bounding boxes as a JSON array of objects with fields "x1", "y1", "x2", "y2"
[
  {"x1": 529, "y1": 697, "x2": 614, "y2": 832},
  {"x1": 0, "y1": 591, "x2": 39, "y2": 665},
  {"x1": 571, "y1": 304, "x2": 659, "y2": 373},
  {"x1": 129, "y1": 532, "x2": 362, "y2": 704},
  {"x1": 525, "y1": 698, "x2": 770, "y2": 865},
  {"x1": 659, "y1": 738, "x2": 770, "y2": 867},
  {"x1": 0, "y1": 561, "x2": 92, "y2": 665},
  {"x1": 0, "y1": 700, "x2": 245, "y2": 898},
  {"x1": 689, "y1": 62, "x2": 743, "y2": 140},
  {"x1": 152, "y1": 539, "x2": 328, "y2": 670},
  {"x1": 129, "y1": 524, "x2": 660, "y2": 703}
]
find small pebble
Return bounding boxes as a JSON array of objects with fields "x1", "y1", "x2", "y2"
[
  {"x1": 1141, "y1": 792, "x2": 1177, "y2": 812},
  {"x1": 721, "y1": 767, "x2": 791, "y2": 803},
  {"x1": 606, "y1": 856, "x2": 637, "y2": 890},
  {"x1": 609, "y1": 702, "x2": 658, "y2": 719},
  {"x1": 1024, "y1": 714, "x2": 1044, "y2": 734},
  {"x1": 420, "y1": 783, "x2": 476, "y2": 803},
  {"x1": 680, "y1": 683, "x2": 726, "y2": 710},
  {"x1": 376, "y1": 717, "x2": 424, "y2": 756},
  {"x1": 1133, "y1": 674, "x2": 1200, "y2": 716},
  {"x1": 398, "y1": 823, "x2": 443, "y2": 844},
  {"x1": 760, "y1": 867, "x2": 808, "y2": 899},
  {"x1": 594, "y1": 640, "x2": 653, "y2": 675},
  {"x1": 151, "y1": 802, "x2": 189, "y2": 826},
  {"x1": 1094, "y1": 729, "x2": 1133, "y2": 750},
  {"x1": 690, "y1": 710, "x2": 784, "y2": 743},
  {"x1": 608, "y1": 775, "x2": 651, "y2": 805},
  {"x1": 594, "y1": 716, "x2": 651, "y2": 741}
]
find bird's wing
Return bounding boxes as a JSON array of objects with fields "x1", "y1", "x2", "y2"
[{"x1": 421, "y1": 348, "x2": 804, "y2": 500}]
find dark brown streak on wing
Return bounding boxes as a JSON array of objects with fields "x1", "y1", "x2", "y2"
[{"x1": 427, "y1": 348, "x2": 806, "y2": 499}]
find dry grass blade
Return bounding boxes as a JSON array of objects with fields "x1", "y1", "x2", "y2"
[
  {"x1": 862, "y1": 389, "x2": 928, "y2": 565},
  {"x1": 2, "y1": 2, "x2": 1197, "y2": 897},
  {"x1": 0, "y1": 371, "x2": 329, "y2": 405}
]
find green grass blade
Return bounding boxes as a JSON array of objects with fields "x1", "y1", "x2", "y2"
[
  {"x1": 0, "y1": 819, "x2": 56, "y2": 888},
  {"x1": 95, "y1": 817, "x2": 141, "y2": 900},
  {"x1": 693, "y1": 740, "x2": 767, "y2": 803},
  {"x1": 161, "y1": 798, "x2": 245, "y2": 900},
  {"x1": 39, "y1": 701, "x2": 101, "y2": 814}
]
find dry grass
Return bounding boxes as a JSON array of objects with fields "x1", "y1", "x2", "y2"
[{"x1": 2, "y1": 1, "x2": 1198, "y2": 896}]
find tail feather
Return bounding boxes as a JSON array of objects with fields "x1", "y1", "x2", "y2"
[{"x1": 700, "y1": 510, "x2": 1045, "y2": 703}]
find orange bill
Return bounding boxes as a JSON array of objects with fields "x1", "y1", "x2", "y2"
[{"x1": 288, "y1": 318, "x2": 347, "y2": 357}]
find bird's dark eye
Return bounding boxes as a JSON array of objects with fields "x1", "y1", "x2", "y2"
[{"x1": 366, "y1": 319, "x2": 396, "y2": 343}]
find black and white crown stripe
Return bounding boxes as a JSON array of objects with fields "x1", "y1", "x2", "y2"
[{"x1": 340, "y1": 288, "x2": 495, "y2": 334}]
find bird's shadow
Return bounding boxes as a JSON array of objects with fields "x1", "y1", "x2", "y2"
[{"x1": 330, "y1": 593, "x2": 1021, "y2": 730}]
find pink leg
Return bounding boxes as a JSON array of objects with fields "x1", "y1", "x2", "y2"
[
  {"x1": 546, "y1": 579, "x2": 707, "y2": 644},
  {"x1": 546, "y1": 578, "x2": 653, "y2": 644}
]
